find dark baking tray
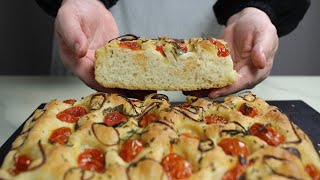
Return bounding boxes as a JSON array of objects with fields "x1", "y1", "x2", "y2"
[{"x1": 1, "y1": 101, "x2": 319, "y2": 165}]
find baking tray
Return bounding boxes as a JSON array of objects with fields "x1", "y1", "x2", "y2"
[{"x1": 1, "y1": 101, "x2": 319, "y2": 165}]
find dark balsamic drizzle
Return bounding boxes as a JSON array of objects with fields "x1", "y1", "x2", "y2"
[
  {"x1": 198, "y1": 139, "x2": 215, "y2": 152},
  {"x1": 284, "y1": 121, "x2": 302, "y2": 144},
  {"x1": 221, "y1": 121, "x2": 249, "y2": 136},
  {"x1": 89, "y1": 93, "x2": 106, "y2": 110},
  {"x1": 238, "y1": 91, "x2": 257, "y2": 102},
  {"x1": 137, "y1": 102, "x2": 162, "y2": 120},
  {"x1": 150, "y1": 94, "x2": 169, "y2": 101},
  {"x1": 151, "y1": 120, "x2": 177, "y2": 134},
  {"x1": 11, "y1": 110, "x2": 46, "y2": 150},
  {"x1": 263, "y1": 155, "x2": 301, "y2": 180},
  {"x1": 27, "y1": 141, "x2": 46, "y2": 171},
  {"x1": 282, "y1": 147, "x2": 301, "y2": 159},
  {"x1": 91, "y1": 123, "x2": 120, "y2": 146},
  {"x1": 108, "y1": 34, "x2": 139, "y2": 43},
  {"x1": 172, "y1": 106, "x2": 204, "y2": 122}
]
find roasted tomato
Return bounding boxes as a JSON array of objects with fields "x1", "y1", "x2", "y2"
[
  {"x1": 239, "y1": 103, "x2": 258, "y2": 118},
  {"x1": 78, "y1": 149, "x2": 105, "y2": 173},
  {"x1": 205, "y1": 115, "x2": 228, "y2": 124},
  {"x1": 161, "y1": 153, "x2": 192, "y2": 180},
  {"x1": 56, "y1": 107, "x2": 87, "y2": 123},
  {"x1": 119, "y1": 139, "x2": 144, "y2": 162},
  {"x1": 175, "y1": 41, "x2": 188, "y2": 53},
  {"x1": 49, "y1": 127, "x2": 72, "y2": 144},
  {"x1": 222, "y1": 162, "x2": 251, "y2": 180},
  {"x1": 119, "y1": 41, "x2": 141, "y2": 50},
  {"x1": 63, "y1": 99, "x2": 77, "y2": 104},
  {"x1": 156, "y1": 45, "x2": 166, "y2": 57},
  {"x1": 218, "y1": 138, "x2": 249, "y2": 158},
  {"x1": 103, "y1": 111, "x2": 127, "y2": 127},
  {"x1": 12, "y1": 154, "x2": 32, "y2": 175},
  {"x1": 250, "y1": 123, "x2": 285, "y2": 146},
  {"x1": 139, "y1": 112, "x2": 158, "y2": 128},
  {"x1": 208, "y1": 37, "x2": 229, "y2": 57},
  {"x1": 305, "y1": 164, "x2": 320, "y2": 180}
]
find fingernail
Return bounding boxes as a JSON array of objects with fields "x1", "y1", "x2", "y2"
[{"x1": 209, "y1": 91, "x2": 220, "y2": 99}]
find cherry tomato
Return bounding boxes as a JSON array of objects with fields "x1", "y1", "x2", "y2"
[
  {"x1": 305, "y1": 164, "x2": 320, "y2": 180},
  {"x1": 103, "y1": 111, "x2": 127, "y2": 127},
  {"x1": 239, "y1": 103, "x2": 258, "y2": 118},
  {"x1": 205, "y1": 115, "x2": 227, "y2": 124},
  {"x1": 156, "y1": 45, "x2": 166, "y2": 57},
  {"x1": 12, "y1": 154, "x2": 32, "y2": 174},
  {"x1": 63, "y1": 99, "x2": 77, "y2": 104},
  {"x1": 78, "y1": 149, "x2": 105, "y2": 173},
  {"x1": 175, "y1": 41, "x2": 188, "y2": 52},
  {"x1": 222, "y1": 162, "x2": 250, "y2": 180},
  {"x1": 161, "y1": 153, "x2": 192, "y2": 180},
  {"x1": 250, "y1": 123, "x2": 285, "y2": 146},
  {"x1": 208, "y1": 38, "x2": 229, "y2": 57},
  {"x1": 119, "y1": 139, "x2": 144, "y2": 162},
  {"x1": 49, "y1": 127, "x2": 72, "y2": 144},
  {"x1": 119, "y1": 41, "x2": 141, "y2": 50},
  {"x1": 56, "y1": 107, "x2": 87, "y2": 123},
  {"x1": 139, "y1": 112, "x2": 158, "y2": 128},
  {"x1": 218, "y1": 138, "x2": 249, "y2": 158}
]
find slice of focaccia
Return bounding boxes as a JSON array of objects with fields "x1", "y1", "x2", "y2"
[{"x1": 95, "y1": 34, "x2": 238, "y2": 91}]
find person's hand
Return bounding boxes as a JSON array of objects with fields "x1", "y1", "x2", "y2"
[
  {"x1": 184, "y1": 7, "x2": 278, "y2": 98},
  {"x1": 55, "y1": 0, "x2": 155, "y2": 99}
]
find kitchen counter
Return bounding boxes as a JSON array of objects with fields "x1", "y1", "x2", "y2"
[{"x1": 0, "y1": 75, "x2": 319, "y2": 146}]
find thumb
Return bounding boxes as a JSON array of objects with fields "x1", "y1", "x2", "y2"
[
  {"x1": 55, "y1": 9, "x2": 88, "y2": 58},
  {"x1": 251, "y1": 33, "x2": 268, "y2": 69}
]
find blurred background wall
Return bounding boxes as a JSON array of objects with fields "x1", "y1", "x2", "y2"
[{"x1": 0, "y1": 1, "x2": 319, "y2": 75}]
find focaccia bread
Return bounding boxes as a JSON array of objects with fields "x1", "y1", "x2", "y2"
[
  {"x1": 95, "y1": 35, "x2": 238, "y2": 91},
  {"x1": 1, "y1": 92, "x2": 320, "y2": 180}
]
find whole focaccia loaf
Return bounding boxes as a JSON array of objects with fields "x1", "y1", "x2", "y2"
[
  {"x1": 1, "y1": 92, "x2": 320, "y2": 180},
  {"x1": 95, "y1": 35, "x2": 238, "y2": 91}
]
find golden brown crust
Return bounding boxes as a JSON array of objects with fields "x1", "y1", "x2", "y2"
[{"x1": 0, "y1": 92, "x2": 319, "y2": 180}]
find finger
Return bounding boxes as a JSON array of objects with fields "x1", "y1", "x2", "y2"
[
  {"x1": 55, "y1": 8, "x2": 88, "y2": 58},
  {"x1": 251, "y1": 39, "x2": 266, "y2": 69},
  {"x1": 251, "y1": 29, "x2": 277, "y2": 69},
  {"x1": 183, "y1": 89, "x2": 210, "y2": 97},
  {"x1": 208, "y1": 71, "x2": 251, "y2": 99}
]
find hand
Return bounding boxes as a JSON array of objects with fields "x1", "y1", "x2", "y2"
[
  {"x1": 55, "y1": 0, "x2": 154, "y2": 99},
  {"x1": 184, "y1": 7, "x2": 278, "y2": 98}
]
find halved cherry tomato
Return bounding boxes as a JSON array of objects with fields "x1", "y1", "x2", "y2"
[
  {"x1": 161, "y1": 153, "x2": 192, "y2": 180},
  {"x1": 208, "y1": 38, "x2": 229, "y2": 57},
  {"x1": 63, "y1": 99, "x2": 77, "y2": 104},
  {"x1": 12, "y1": 154, "x2": 32, "y2": 175},
  {"x1": 119, "y1": 41, "x2": 141, "y2": 50},
  {"x1": 156, "y1": 45, "x2": 166, "y2": 57},
  {"x1": 205, "y1": 115, "x2": 228, "y2": 124},
  {"x1": 239, "y1": 103, "x2": 258, "y2": 118},
  {"x1": 119, "y1": 139, "x2": 144, "y2": 162},
  {"x1": 175, "y1": 41, "x2": 188, "y2": 52},
  {"x1": 139, "y1": 112, "x2": 158, "y2": 128},
  {"x1": 103, "y1": 111, "x2": 127, "y2": 127},
  {"x1": 78, "y1": 149, "x2": 105, "y2": 173},
  {"x1": 222, "y1": 162, "x2": 251, "y2": 180},
  {"x1": 305, "y1": 164, "x2": 320, "y2": 180},
  {"x1": 56, "y1": 107, "x2": 87, "y2": 123},
  {"x1": 49, "y1": 127, "x2": 72, "y2": 144},
  {"x1": 218, "y1": 138, "x2": 249, "y2": 158},
  {"x1": 250, "y1": 123, "x2": 285, "y2": 146}
]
